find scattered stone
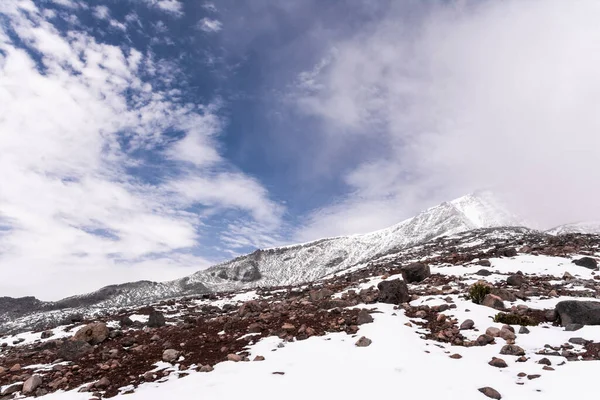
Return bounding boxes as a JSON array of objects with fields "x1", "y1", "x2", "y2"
[
  {"x1": 227, "y1": 353, "x2": 242, "y2": 362},
  {"x1": 485, "y1": 327, "x2": 500, "y2": 337},
  {"x1": 1, "y1": 383, "x2": 23, "y2": 396},
  {"x1": 517, "y1": 372, "x2": 526, "y2": 377},
  {"x1": 377, "y1": 279, "x2": 410, "y2": 304},
  {"x1": 58, "y1": 340, "x2": 93, "y2": 361},
  {"x1": 23, "y1": 374, "x2": 42, "y2": 394},
  {"x1": 9, "y1": 363, "x2": 21, "y2": 372},
  {"x1": 162, "y1": 349, "x2": 181, "y2": 363},
  {"x1": 355, "y1": 336, "x2": 372, "y2": 347},
  {"x1": 568, "y1": 337, "x2": 589, "y2": 345},
  {"x1": 499, "y1": 327, "x2": 516, "y2": 341},
  {"x1": 199, "y1": 365, "x2": 214, "y2": 372},
  {"x1": 253, "y1": 356, "x2": 265, "y2": 361},
  {"x1": 282, "y1": 323, "x2": 296, "y2": 331},
  {"x1": 543, "y1": 366, "x2": 555, "y2": 371},
  {"x1": 95, "y1": 377, "x2": 110, "y2": 389},
  {"x1": 563, "y1": 272, "x2": 575, "y2": 281},
  {"x1": 555, "y1": 300, "x2": 600, "y2": 326},
  {"x1": 476, "y1": 269, "x2": 493, "y2": 277},
  {"x1": 356, "y1": 309, "x2": 374, "y2": 325},
  {"x1": 120, "y1": 316, "x2": 134, "y2": 327},
  {"x1": 477, "y1": 334, "x2": 495, "y2": 346},
  {"x1": 516, "y1": 356, "x2": 528, "y2": 362},
  {"x1": 460, "y1": 319, "x2": 475, "y2": 330},
  {"x1": 401, "y1": 262, "x2": 431, "y2": 283},
  {"x1": 272, "y1": 371, "x2": 285, "y2": 375},
  {"x1": 449, "y1": 353, "x2": 462, "y2": 359},
  {"x1": 488, "y1": 357, "x2": 508, "y2": 368},
  {"x1": 545, "y1": 309, "x2": 558, "y2": 322},
  {"x1": 41, "y1": 330, "x2": 54, "y2": 339},
  {"x1": 572, "y1": 257, "x2": 598, "y2": 269},
  {"x1": 507, "y1": 274, "x2": 526, "y2": 287},
  {"x1": 500, "y1": 344, "x2": 525, "y2": 356},
  {"x1": 565, "y1": 323, "x2": 584, "y2": 332},
  {"x1": 538, "y1": 358, "x2": 551, "y2": 366},
  {"x1": 148, "y1": 310, "x2": 166, "y2": 328},
  {"x1": 72, "y1": 322, "x2": 109, "y2": 345},
  {"x1": 309, "y1": 288, "x2": 334, "y2": 301},
  {"x1": 548, "y1": 290, "x2": 558, "y2": 297},
  {"x1": 478, "y1": 386, "x2": 502, "y2": 399},
  {"x1": 527, "y1": 374, "x2": 541, "y2": 380},
  {"x1": 518, "y1": 326, "x2": 530, "y2": 334},
  {"x1": 477, "y1": 259, "x2": 492, "y2": 267},
  {"x1": 482, "y1": 294, "x2": 505, "y2": 310}
]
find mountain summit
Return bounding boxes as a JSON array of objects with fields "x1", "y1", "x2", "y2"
[{"x1": 0, "y1": 192, "x2": 523, "y2": 333}]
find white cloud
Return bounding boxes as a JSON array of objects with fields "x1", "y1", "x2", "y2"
[
  {"x1": 93, "y1": 5, "x2": 110, "y2": 20},
  {"x1": 0, "y1": 1, "x2": 282, "y2": 299},
  {"x1": 197, "y1": 18, "x2": 222, "y2": 33},
  {"x1": 138, "y1": 0, "x2": 183, "y2": 16},
  {"x1": 294, "y1": 0, "x2": 600, "y2": 240}
]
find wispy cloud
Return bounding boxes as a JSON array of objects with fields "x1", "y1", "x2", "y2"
[
  {"x1": 0, "y1": 1, "x2": 282, "y2": 299},
  {"x1": 197, "y1": 17, "x2": 222, "y2": 33},
  {"x1": 137, "y1": 0, "x2": 183, "y2": 16},
  {"x1": 293, "y1": 0, "x2": 600, "y2": 239}
]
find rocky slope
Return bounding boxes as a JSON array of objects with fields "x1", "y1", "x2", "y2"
[
  {"x1": 1, "y1": 227, "x2": 600, "y2": 399},
  {"x1": 0, "y1": 192, "x2": 523, "y2": 334}
]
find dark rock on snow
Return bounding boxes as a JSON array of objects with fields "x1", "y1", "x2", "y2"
[
  {"x1": 572, "y1": 257, "x2": 598, "y2": 269},
  {"x1": 400, "y1": 263, "x2": 431, "y2": 283},
  {"x1": 555, "y1": 300, "x2": 600, "y2": 326},
  {"x1": 377, "y1": 279, "x2": 410, "y2": 305}
]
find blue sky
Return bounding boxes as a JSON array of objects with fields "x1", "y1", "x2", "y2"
[{"x1": 2, "y1": 0, "x2": 600, "y2": 299}]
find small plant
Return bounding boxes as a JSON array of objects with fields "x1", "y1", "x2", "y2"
[
  {"x1": 467, "y1": 283, "x2": 491, "y2": 304},
  {"x1": 493, "y1": 312, "x2": 536, "y2": 326}
]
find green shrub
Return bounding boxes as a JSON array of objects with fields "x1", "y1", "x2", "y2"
[
  {"x1": 493, "y1": 312, "x2": 536, "y2": 326},
  {"x1": 467, "y1": 283, "x2": 491, "y2": 304}
]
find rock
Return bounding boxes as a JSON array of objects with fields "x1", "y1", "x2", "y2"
[
  {"x1": 1, "y1": 383, "x2": 23, "y2": 396},
  {"x1": 507, "y1": 274, "x2": 526, "y2": 287},
  {"x1": 355, "y1": 336, "x2": 372, "y2": 347},
  {"x1": 490, "y1": 288, "x2": 517, "y2": 302},
  {"x1": 253, "y1": 356, "x2": 265, "y2": 361},
  {"x1": 58, "y1": 340, "x2": 93, "y2": 361},
  {"x1": 148, "y1": 311, "x2": 166, "y2": 328},
  {"x1": 72, "y1": 322, "x2": 109, "y2": 345},
  {"x1": 563, "y1": 271, "x2": 574, "y2": 281},
  {"x1": 377, "y1": 279, "x2": 410, "y2": 305},
  {"x1": 248, "y1": 323, "x2": 263, "y2": 333},
  {"x1": 356, "y1": 309, "x2": 374, "y2": 325},
  {"x1": 282, "y1": 323, "x2": 296, "y2": 331},
  {"x1": 498, "y1": 247, "x2": 517, "y2": 257},
  {"x1": 499, "y1": 344, "x2": 525, "y2": 356},
  {"x1": 400, "y1": 262, "x2": 431, "y2": 283},
  {"x1": 23, "y1": 374, "x2": 42, "y2": 394},
  {"x1": 499, "y1": 327, "x2": 516, "y2": 341},
  {"x1": 476, "y1": 269, "x2": 493, "y2": 277},
  {"x1": 0, "y1": 366, "x2": 5, "y2": 375},
  {"x1": 568, "y1": 337, "x2": 589, "y2": 345},
  {"x1": 543, "y1": 366, "x2": 555, "y2": 371},
  {"x1": 41, "y1": 330, "x2": 54, "y2": 339},
  {"x1": 545, "y1": 309, "x2": 558, "y2": 322},
  {"x1": 482, "y1": 294, "x2": 505, "y2": 310},
  {"x1": 572, "y1": 257, "x2": 598, "y2": 269},
  {"x1": 199, "y1": 365, "x2": 214, "y2": 372},
  {"x1": 538, "y1": 358, "x2": 551, "y2": 366},
  {"x1": 555, "y1": 300, "x2": 600, "y2": 326},
  {"x1": 478, "y1": 387, "x2": 502, "y2": 399},
  {"x1": 162, "y1": 349, "x2": 181, "y2": 363},
  {"x1": 488, "y1": 357, "x2": 508, "y2": 368},
  {"x1": 120, "y1": 316, "x2": 134, "y2": 327},
  {"x1": 527, "y1": 374, "x2": 541, "y2": 380},
  {"x1": 477, "y1": 259, "x2": 492, "y2": 267},
  {"x1": 548, "y1": 290, "x2": 558, "y2": 297},
  {"x1": 460, "y1": 319, "x2": 475, "y2": 330},
  {"x1": 9, "y1": 363, "x2": 21, "y2": 372},
  {"x1": 477, "y1": 334, "x2": 495, "y2": 346},
  {"x1": 227, "y1": 353, "x2": 242, "y2": 362},
  {"x1": 449, "y1": 353, "x2": 462, "y2": 359},
  {"x1": 485, "y1": 327, "x2": 500, "y2": 337},
  {"x1": 565, "y1": 323, "x2": 584, "y2": 332},
  {"x1": 309, "y1": 288, "x2": 334, "y2": 302},
  {"x1": 519, "y1": 326, "x2": 530, "y2": 334},
  {"x1": 95, "y1": 377, "x2": 110, "y2": 389}
]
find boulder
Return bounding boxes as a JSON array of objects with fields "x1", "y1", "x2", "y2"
[
  {"x1": 58, "y1": 340, "x2": 93, "y2": 361},
  {"x1": 498, "y1": 247, "x2": 517, "y2": 257},
  {"x1": 565, "y1": 323, "x2": 583, "y2": 332},
  {"x1": 72, "y1": 322, "x2": 109, "y2": 345},
  {"x1": 518, "y1": 326, "x2": 530, "y2": 334},
  {"x1": 490, "y1": 288, "x2": 517, "y2": 302},
  {"x1": 356, "y1": 309, "x2": 374, "y2": 325},
  {"x1": 162, "y1": 349, "x2": 181, "y2": 363},
  {"x1": 506, "y1": 274, "x2": 526, "y2": 287},
  {"x1": 227, "y1": 353, "x2": 242, "y2": 362},
  {"x1": 1, "y1": 383, "x2": 23, "y2": 396},
  {"x1": 482, "y1": 294, "x2": 505, "y2": 310},
  {"x1": 572, "y1": 257, "x2": 598, "y2": 269},
  {"x1": 23, "y1": 375, "x2": 42, "y2": 394},
  {"x1": 555, "y1": 300, "x2": 600, "y2": 326},
  {"x1": 377, "y1": 279, "x2": 410, "y2": 305},
  {"x1": 477, "y1": 259, "x2": 492, "y2": 267},
  {"x1": 488, "y1": 357, "x2": 508, "y2": 368},
  {"x1": 400, "y1": 263, "x2": 431, "y2": 283},
  {"x1": 499, "y1": 344, "x2": 525, "y2": 356},
  {"x1": 476, "y1": 269, "x2": 493, "y2": 277},
  {"x1": 355, "y1": 336, "x2": 372, "y2": 347},
  {"x1": 478, "y1": 387, "x2": 502, "y2": 399},
  {"x1": 460, "y1": 319, "x2": 475, "y2": 330},
  {"x1": 148, "y1": 310, "x2": 166, "y2": 328}
]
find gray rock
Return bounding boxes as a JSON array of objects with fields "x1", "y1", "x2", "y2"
[
  {"x1": 309, "y1": 288, "x2": 334, "y2": 302},
  {"x1": 41, "y1": 330, "x2": 54, "y2": 339},
  {"x1": 58, "y1": 340, "x2": 93, "y2": 361},
  {"x1": 377, "y1": 279, "x2": 410, "y2": 305},
  {"x1": 477, "y1": 334, "x2": 495, "y2": 346},
  {"x1": 148, "y1": 310, "x2": 166, "y2": 328},
  {"x1": 400, "y1": 263, "x2": 431, "y2": 283},
  {"x1": 476, "y1": 269, "x2": 493, "y2": 277},
  {"x1": 460, "y1": 319, "x2": 475, "y2": 330},
  {"x1": 1, "y1": 383, "x2": 23, "y2": 396},
  {"x1": 498, "y1": 247, "x2": 517, "y2": 257},
  {"x1": 538, "y1": 358, "x2": 551, "y2": 366},
  {"x1": 568, "y1": 337, "x2": 589, "y2": 345},
  {"x1": 72, "y1": 322, "x2": 109, "y2": 345},
  {"x1": 545, "y1": 309, "x2": 558, "y2": 322},
  {"x1": 555, "y1": 300, "x2": 600, "y2": 326},
  {"x1": 499, "y1": 344, "x2": 525, "y2": 356},
  {"x1": 23, "y1": 374, "x2": 42, "y2": 394},
  {"x1": 572, "y1": 257, "x2": 598, "y2": 269},
  {"x1": 565, "y1": 323, "x2": 584, "y2": 332},
  {"x1": 478, "y1": 387, "x2": 502, "y2": 399},
  {"x1": 355, "y1": 336, "x2": 372, "y2": 347},
  {"x1": 518, "y1": 326, "x2": 530, "y2": 334},
  {"x1": 356, "y1": 309, "x2": 374, "y2": 325},
  {"x1": 477, "y1": 259, "x2": 492, "y2": 267},
  {"x1": 490, "y1": 288, "x2": 517, "y2": 302},
  {"x1": 162, "y1": 349, "x2": 181, "y2": 363},
  {"x1": 506, "y1": 274, "x2": 526, "y2": 287}
]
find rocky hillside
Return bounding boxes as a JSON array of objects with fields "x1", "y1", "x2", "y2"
[
  {"x1": 0, "y1": 192, "x2": 524, "y2": 334},
  {"x1": 1, "y1": 228, "x2": 600, "y2": 399}
]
